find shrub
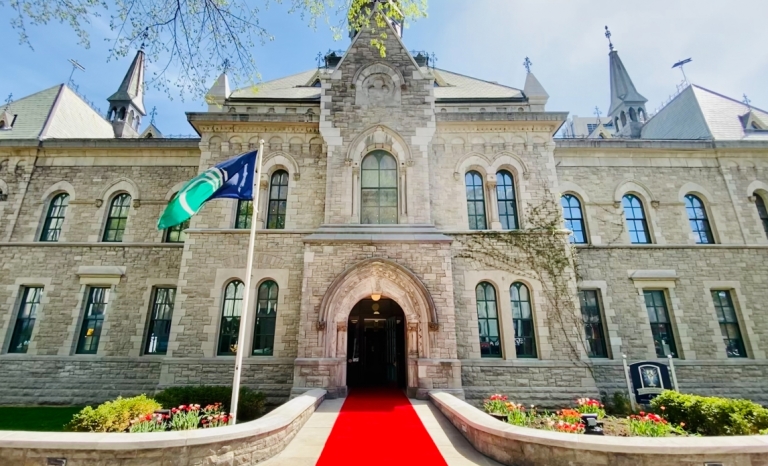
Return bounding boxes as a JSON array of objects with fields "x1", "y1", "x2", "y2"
[
  {"x1": 606, "y1": 391, "x2": 633, "y2": 416},
  {"x1": 154, "y1": 386, "x2": 266, "y2": 422},
  {"x1": 651, "y1": 390, "x2": 768, "y2": 436},
  {"x1": 66, "y1": 395, "x2": 161, "y2": 432}
]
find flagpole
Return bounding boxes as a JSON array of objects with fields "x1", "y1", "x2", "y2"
[{"x1": 229, "y1": 139, "x2": 265, "y2": 424}]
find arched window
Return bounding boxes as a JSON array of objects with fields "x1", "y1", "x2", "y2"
[
  {"x1": 755, "y1": 194, "x2": 768, "y2": 238},
  {"x1": 40, "y1": 193, "x2": 69, "y2": 242},
  {"x1": 253, "y1": 281, "x2": 278, "y2": 356},
  {"x1": 235, "y1": 200, "x2": 253, "y2": 229},
  {"x1": 164, "y1": 193, "x2": 189, "y2": 243},
  {"x1": 103, "y1": 193, "x2": 131, "y2": 242},
  {"x1": 620, "y1": 111, "x2": 627, "y2": 126},
  {"x1": 118, "y1": 107, "x2": 126, "y2": 120},
  {"x1": 629, "y1": 107, "x2": 637, "y2": 122},
  {"x1": 361, "y1": 151, "x2": 398, "y2": 224},
  {"x1": 475, "y1": 282, "x2": 501, "y2": 358},
  {"x1": 218, "y1": 281, "x2": 244, "y2": 355},
  {"x1": 622, "y1": 194, "x2": 651, "y2": 244},
  {"x1": 496, "y1": 170, "x2": 518, "y2": 230},
  {"x1": 266, "y1": 170, "x2": 289, "y2": 230},
  {"x1": 465, "y1": 171, "x2": 487, "y2": 230},
  {"x1": 511, "y1": 282, "x2": 536, "y2": 358},
  {"x1": 685, "y1": 194, "x2": 714, "y2": 244},
  {"x1": 561, "y1": 194, "x2": 586, "y2": 244}
]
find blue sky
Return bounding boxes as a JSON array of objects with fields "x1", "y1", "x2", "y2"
[{"x1": 2, "y1": 0, "x2": 767, "y2": 136}]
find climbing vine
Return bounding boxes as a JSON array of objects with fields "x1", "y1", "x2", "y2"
[{"x1": 454, "y1": 199, "x2": 595, "y2": 374}]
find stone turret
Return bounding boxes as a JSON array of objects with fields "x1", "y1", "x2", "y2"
[
  {"x1": 106, "y1": 49, "x2": 146, "y2": 138},
  {"x1": 608, "y1": 49, "x2": 648, "y2": 138}
]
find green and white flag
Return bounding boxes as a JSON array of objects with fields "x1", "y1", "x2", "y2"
[{"x1": 158, "y1": 151, "x2": 258, "y2": 230}]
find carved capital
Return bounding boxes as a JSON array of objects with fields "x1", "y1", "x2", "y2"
[
  {"x1": 428, "y1": 322, "x2": 440, "y2": 332},
  {"x1": 337, "y1": 322, "x2": 347, "y2": 332},
  {"x1": 345, "y1": 158, "x2": 353, "y2": 167},
  {"x1": 316, "y1": 321, "x2": 326, "y2": 331},
  {"x1": 406, "y1": 159, "x2": 415, "y2": 168},
  {"x1": 95, "y1": 199, "x2": 103, "y2": 208},
  {"x1": 485, "y1": 180, "x2": 497, "y2": 189},
  {"x1": 132, "y1": 199, "x2": 141, "y2": 208},
  {"x1": 260, "y1": 180, "x2": 269, "y2": 190},
  {"x1": 651, "y1": 200, "x2": 660, "y2": 209},
  {"x1": 293, "y1": 173, "x2": 301, "y2": 181}
]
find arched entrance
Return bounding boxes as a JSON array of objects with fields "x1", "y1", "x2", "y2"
[{"x1": 347, "y1": 298, "x2": 406, "y2": 388}]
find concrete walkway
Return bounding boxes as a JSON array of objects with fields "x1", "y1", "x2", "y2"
[{"x1": 261, "y1": 396, "x2": 502, "y2": 466}]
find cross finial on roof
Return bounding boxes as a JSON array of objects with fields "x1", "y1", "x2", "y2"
[
  {"x1": 605, "y1": 26, "x2": 614, "y2": 52},
  {"x1": 3, "y1": 93, "x2": 12, "y2": 111},
  {"x1": 316, "y1": 52, "x2": 324, "y2": 68},
  {"x1": 743, "y1": 94, "x2": 752, "y2": 110},
  {"x1": 140, "y1": 28, "x2": 149, "y2": 50},
  {"x1": 523, "y1": 57, "x2": 532, "y2": 74},
  {"x1": 594, "y1": 106, "x2": 602, "y2": 119},
  {"x1": 222, "y1": 58, "x2": 230, "y2": 73},
  {"x1": 150, "y1": 106, "x2": 158, "y2": 124}
]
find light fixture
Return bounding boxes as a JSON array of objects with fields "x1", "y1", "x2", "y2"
[
  {"x1": 372, "y1": 303, "x2": 380, "y2": 315},
  {"x1": 371, "y1": 293, "x2": 381, "y2": 302}
]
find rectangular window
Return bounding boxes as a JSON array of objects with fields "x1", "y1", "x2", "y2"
[
  {"x1": 711, "y1": 290, "x2": 747, "y2": 358},
  {"x1": 8, "y1": 287, "x2": 43, "y2": 354},
  {"x1": 236, "y1": 200, "x2": 253, "y2": 229},
  {"x1": 643, "y1": 290, "x2": 677, "y2": 358},
  {"x1": 579, "y1": 290, "x2": 608, "y2": 358},
  {"x1": 76, "y1": 287, "x2": 110, "y2": 354},
  {"x1": 145, "y1": 288, "x2": 176, "y2": 355}
]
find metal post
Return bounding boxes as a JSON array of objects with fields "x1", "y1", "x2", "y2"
[
  {"x1": 229, "y1": 140, "x2": 265, "y2": 425},
  {"x1": 622, "y1": 354, "x2": 637, "y2": 413},
  {"x1": 667, "y1": 354, "x2": 679, "y2": 392}
]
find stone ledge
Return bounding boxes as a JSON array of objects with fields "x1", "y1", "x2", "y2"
[
  {"x1": 429, "y1": 390, "x2": 768, "y2": 462},
  {"x1": 0, "y1": 389, "x2": 325, "y2": 453}
]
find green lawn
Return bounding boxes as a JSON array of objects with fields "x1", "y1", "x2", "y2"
[{"x1": 0, "y1": 406, "x2": 83, "y2": 431}]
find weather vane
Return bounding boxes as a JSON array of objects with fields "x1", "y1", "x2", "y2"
[
  {"x1": 604, "y1": 26, "x2": 614, "y2": 52},
  {"x1": 743, "y1": 94, "x2": 752, "y2": 110},
  {"x1": 67, "y1": 59, "x2": 85, "y2": 85},
  {"x1": 523, "y1": 57, "x2": 532, "y2": 74},
  {"x1": 150, "y1": 106, "x2": 158, "y2": 124},
  {"x1": 672, "y1": 58, "x2": 693, "y2": 84}
]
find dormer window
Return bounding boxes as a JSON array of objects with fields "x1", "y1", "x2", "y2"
[
  {"x1": 312, "y1": 80, "x2": 321, "y2": 88},
  {"x1": 0, "y1": 110, "x2": 14, "y2": 130}
]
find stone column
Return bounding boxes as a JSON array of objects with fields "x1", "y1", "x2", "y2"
[
  {"x1": 486, "y1": 178, "x2": 501, "y2": 230},
  {"x1": 256, "y1": 177, "x2": 268, "y2": 229}
]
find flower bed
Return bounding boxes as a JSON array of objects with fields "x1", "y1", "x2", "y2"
[{"x1": 482, "y1": 393, "x2": 687, "y2": 437}]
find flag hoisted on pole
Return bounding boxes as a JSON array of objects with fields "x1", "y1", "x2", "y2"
[
  {"x1": 156, "y1": 140, "x2": 265, "y2": 424},
  {"x1": 228, "y1": 139, "x2": 265, "y2": 424}
]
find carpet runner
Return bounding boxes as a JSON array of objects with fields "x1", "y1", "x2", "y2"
[{"x1": 316, "y1": 388, "x2": 448, "y2": 465}]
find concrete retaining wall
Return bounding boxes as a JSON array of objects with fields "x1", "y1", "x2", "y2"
[
  {"x1": 0, "y1": 389, "x2": 326, "y2": 466},
  {"x1": 430, "y1": 391, "x2": 768, "y2": 466}
]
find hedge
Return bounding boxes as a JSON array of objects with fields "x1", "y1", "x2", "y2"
[
  {"x1": 651, "y1": 390, "x2": 768, "y2": 436},
  {"x1": 154, "y1": 386, "x2": 266, "y2": 422}
]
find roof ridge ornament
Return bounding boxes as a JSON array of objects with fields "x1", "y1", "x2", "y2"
[
  {"x1": 743, "y1": 94, "x2": 752, "y2": 110},
  {"x1": 523, "y1": 57, "x2": 532, "y2": 74},
  {"x1": 605, "y1": 26, "x2": 614, "y2": 52}
]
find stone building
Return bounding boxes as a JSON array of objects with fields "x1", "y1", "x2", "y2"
[{"x1": 2, "y1": 9, "x2": 768, "y2": 408}]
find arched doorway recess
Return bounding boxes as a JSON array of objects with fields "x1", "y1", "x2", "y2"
[{"x1": 315, "y1": 258, "x2": 439, "y2": 396}]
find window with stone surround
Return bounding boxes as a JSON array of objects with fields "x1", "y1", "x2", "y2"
[
  {"x1": 622, "y1": 194, "x2": 651, "y2": 244},
  {"x1": 266, "y1": 171, "x2": 289, "y2": 230},
  {"x1": 164, "y1": 193, "x2": 189, "y2": 243},
  {"x1": 561, "y1": 194, "x2": 586, "y2": 244},
  {"x1": 76, "y1": 287, "x2": 110, "y2": 354},
  {"x1": 145, "y1": 287, "x2": 176, "y2": 355},
  {"x1": 465, "y1": 171, "x2": 487, "y2": 230},
  {"x1": 218, "y1": 281, "x2": 244, "y2": 355},
  {"x1": 361, "y1": 151, "x2": 398, "y2": 225},
  {"x1": 40, "y1": 193, "x2": 69, "y2": 242},
  {"x1": 511, "y1": 282, "x2": 537, "y2": 358},
  {"x1": 711, "y1": 290, "x2": 746, "y2": 358},
  {"x1": 252, "y1": 281, "x2": 278, "y2": 356},
  {"x1": 685, "y1": 194, "x2": 714, "y2": 244},
  {"x1": 644, "y1": 290, "x2": 677, "y2": 358},
  {"x1": 102, "y1": 193, "x2": 131, "y2": 242},
  {"x1": 755, "y1": 193, "x2": 768, "y2": 238},
  {"x1": 496, "y1": 170, "x2": 518, "y2": 230},
  {"x1": 579, "y1": 290, "x2": 608, "y2": 358},
  {"x1": 235, "y1": 200, "x2": 253, "y2": 229},
  {"x1": 8, "y1": 286, "x2": 43, "y2": 354},
  {"x1": 476, "y1": 282, "x2": 501, "y2": 358}
]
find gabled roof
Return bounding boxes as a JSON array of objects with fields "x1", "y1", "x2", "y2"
[
  {"x1": 642, "y1": 84, "x2": 768, "y2": 141},
  {"x1": 228, "y1": 68, "x2": 523, "y2": 102},
  {"x1": 0, "y1": 84, "x2": 114, "y2": 140}
]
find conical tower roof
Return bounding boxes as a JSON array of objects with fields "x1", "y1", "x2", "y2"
[
  {"x1": 608, "y1": 50, "x2": 647, "y2": 117},
  {"x1": 107, "y1": 50, "x2": 146, "y2": 115}
]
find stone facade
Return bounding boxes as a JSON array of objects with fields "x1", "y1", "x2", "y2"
[{"x1": 1, "y1": 12, "x2": 768, "y2": 409}]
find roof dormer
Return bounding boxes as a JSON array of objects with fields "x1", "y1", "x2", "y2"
[
  {"x1": 741, "y1": 110, "x2": 768, "y2": 132},
  {"x1": 0, "y1": 110, "x2": 14, "y2": 130}
]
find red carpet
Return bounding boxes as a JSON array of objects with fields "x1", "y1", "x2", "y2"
[{"x1": 316, "y1": 388, "x2": 448, "y2": 466}]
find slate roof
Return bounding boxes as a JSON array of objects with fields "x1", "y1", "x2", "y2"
[
  {"x1": 0, "y1": 84, "x2": 114, "y2": 140},
  {"x1": 228, "y1": 68, "x2": 523, "y2": 102},
  {"x1": 642, "y1": 85, "x2": 768, "y2": 141},
  {"x1": 107, "y1": 50, "x2": 147, "y2": 115}
]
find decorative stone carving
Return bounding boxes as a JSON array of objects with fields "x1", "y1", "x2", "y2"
[
  {"x1": 453, "y1": 172, "x2": 460, "y2": 181},
  {"x1": 260, "y1": 180, "x2": 269, "y2": 190},
  {"x1": 428, "y1": 322, "x2": 439, "y2": 331},
  {"x1": 95, "y1": 199, "x2": 103, "y2": 208},
  {"x1": 293, "y1": 173, "x2": 301, "y2": 181},
  {"x1": 133, "y1": 199, "x2": 141, "y2": 208},
  {"x1": 748, "y1": 195, "x2": 757, "y2": 203},
  {"x1": 337, "y1": 322, "x2": 347, "y2": 331},
  {"x1": 613, "y1": 201, "x2": 621, "y2": 209},
  {"x1": 651, "y1": 200, "x2": 660, "y2": 208},
  {"x1": 356, "y1": 72, "x2": 402, "y2": 107},
  {"x1": 316, "y1": 321, "x2": 326, "y2": 331}
]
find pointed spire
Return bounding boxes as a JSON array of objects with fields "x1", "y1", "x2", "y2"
[
  {"x1": 522, "y1": 58, "x2": 548, "y2": 109},
  {"x1": 206, "y1": 70, "x2": 231, "y2": 110},
  {"x1": 107, "y1": 49, "x2": 146, "y2": 116},
  {"x1": 608, "y1": 50, "x2": 647, "y2": 117}
]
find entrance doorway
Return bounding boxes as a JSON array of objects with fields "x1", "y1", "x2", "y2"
[{"x1": 346, "y1": 299, "x2": 406, "y2": 388}]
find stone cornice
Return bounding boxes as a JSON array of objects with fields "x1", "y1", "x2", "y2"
[
  {"x1": 37, "y1": 138, "x2": 200, "y2": 148},
  {"x1": 436, "y1": 111, "x2": 568, "y2": 123},
  {"x1": 187, "y1": 112, "x2": 320, "y2": 130}
]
